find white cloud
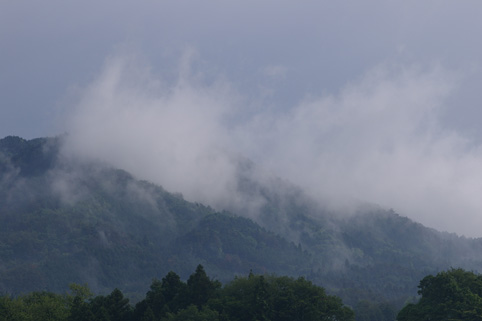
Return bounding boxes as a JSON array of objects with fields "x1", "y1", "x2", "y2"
[
  {"x1": 241, "y1": 64, "x2": 482, "y2": 235},
  {"x1": 63, "y1": 54, "x2": 244, "y2": 209}
]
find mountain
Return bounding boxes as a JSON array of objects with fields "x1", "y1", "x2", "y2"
[
  {"x1": 0, "y1": 136, "x2": 311, "y2": 296},
  {"x1": 1, "y1": 135, "x2": 482, "y2": 314}
]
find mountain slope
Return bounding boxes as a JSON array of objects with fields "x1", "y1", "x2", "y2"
[{"x1": 1, "y1": 135, "x2": 482, "y2": 312}]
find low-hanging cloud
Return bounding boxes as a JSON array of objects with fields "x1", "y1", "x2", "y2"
[{"x1": 62, "y1": 53, "x2": 482, "y2": 237}]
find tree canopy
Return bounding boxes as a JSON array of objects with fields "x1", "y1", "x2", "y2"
[
  {"x1": 0, "y1": 265, "x2": 354, "y2": 321},
  {"x1": 397, "y1": 268, "x2": 482, "y2": 320}
]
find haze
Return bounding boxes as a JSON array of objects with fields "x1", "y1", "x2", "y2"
[{"x1": 2, "y1": 1, "x2": 482, "y2": 237}]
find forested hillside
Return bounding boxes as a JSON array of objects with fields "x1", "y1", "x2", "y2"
[
  {"x1": 0, "y1": 136, "x2": 312, "y2": 295},
  {"x1": 2, "y1": 136, "x2": 482, "y2": 319}
]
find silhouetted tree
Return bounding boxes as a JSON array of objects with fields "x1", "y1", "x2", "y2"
[{"x1": 186, "y1": 265, "x2": 220, "y2": 308}]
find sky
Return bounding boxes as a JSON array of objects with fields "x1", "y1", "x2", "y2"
[{"x1": 2, "y1": 1, "x2": 482, "y2": 236}]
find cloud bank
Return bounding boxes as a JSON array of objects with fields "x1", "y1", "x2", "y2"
[{"x1": 62, "y1": 54, "x2": 482, "y2": 237}]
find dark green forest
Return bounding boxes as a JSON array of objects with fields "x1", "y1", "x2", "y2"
[
  {"x1": 2, "y1": 136, "x2": 482, "y2": 320},
  {"x1": 0, "y1": 265, "x2": 354, "y2": 321}
]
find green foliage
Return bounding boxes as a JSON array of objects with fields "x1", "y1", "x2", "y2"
[
  {"x1": 0, "y1": 267, "x2": 354, "y2": 321},
  {"x1": 187, "y1": 265, "x2": 221, "y2": 308},
  {"x1": 68, "y1": 283, "x2": 94, "y2": 302},
  {"x1": 133, "y1": 271, "x2": 189, "y2": 320},
  {"x1": 219, "y1": 273, "x2": 354, "y2": 321},
  {"x1": 165, "y1": 305, "x2": 221, "y2": 321},
  {"x1": 397, "y1": 268, "x2": 482, "y2": 320},
  {"x1": 0, "y1": 292, "x2": 69, "y2": 321},
  {"x1": 0, "y1": 295, "x2": 29, "y2": 321},
  {"x1": 86, "y1": 288, "x2": 132, "y2": 321}
]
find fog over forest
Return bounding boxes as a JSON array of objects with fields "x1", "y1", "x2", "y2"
[{"x1": 59, "y1": 54, "x2": 482, "y2": 237}]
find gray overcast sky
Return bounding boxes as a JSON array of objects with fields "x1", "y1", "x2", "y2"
[{"x1": 2, "y1": 1, "x2": 482, "y2": 236}]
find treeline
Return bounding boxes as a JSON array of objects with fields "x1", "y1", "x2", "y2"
[{"x1": 0, "y1": 265, "x2": 354, "y2": 321}]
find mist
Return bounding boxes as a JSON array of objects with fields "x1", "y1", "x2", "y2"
[{"x1": 58, "y1": 52, "x2": 482, "y2": 238}]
